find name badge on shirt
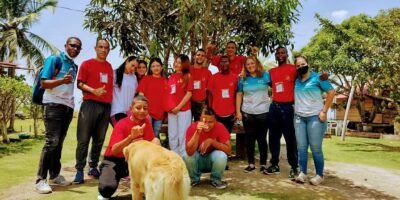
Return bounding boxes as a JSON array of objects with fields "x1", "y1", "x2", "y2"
[
  {"x1": 100, "y1": 73, "x2": 108, "y2": 84},
  {"x1": 170, "y1": 84, "x2": 176, "y2": 94},
  {"x1": 275, "y1": 82, "x2": 284, "y2": 93},
  {"x1": 194, "y1": 80, "x2": 201, "y2": 89},
  {"x1": 222, "y1": 89, "x2": 230, "y2": 98}
]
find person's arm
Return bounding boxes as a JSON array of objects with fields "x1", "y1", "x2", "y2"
[
  {"x1": 236, "y1": 92, "x2": 243, "y2": 121},
  {"x1": 200, "y1": 138, "x2": 231, "y2": 156},
  {"x1": 171, "y1": 91, "x2": 192, "y2": 114},
  {"x1": 186, "y1": 129, "x2": 201, "y2": 156},
  {"x1": 78, "y1": 81, "x2": 107, "y2": 97},
  {"x1": 111, "y1": 123, "x2": 145, "y2": 156},
  {"x1": 319, "y1": 89, "x2": 335, "y2": 122},
  {"x1": 41, "y1": 68, "x2": 73, "y2": 89}
]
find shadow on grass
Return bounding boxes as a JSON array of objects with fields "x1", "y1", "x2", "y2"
[
  {"x1": 0, "y1": 136, "x2": 44, "y2": 158},
  {"x1": 334, "y1": 142, "x2": 400, "y2": 153}
]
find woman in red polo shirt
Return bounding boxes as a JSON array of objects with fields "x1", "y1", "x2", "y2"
[
  {"x1": 137, "y1": 57, "x2": 168, "y2": 138},
  {"x1": 165, "y1": 54, "x2": 193, "y2": 157}
]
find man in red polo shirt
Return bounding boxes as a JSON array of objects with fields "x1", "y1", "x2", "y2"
[
  {"x1": 263, "y1": 46, "x2": 298, "y2": 179},
  {"x1": 73, "y1": 39, "x2": 114, "y2": 184},
  {"x1": 190, "y1": 49, "x2": 212, "y2": 121},
  {"x1": 207, "y1": 56, "x2": 238, "y2": 133}
]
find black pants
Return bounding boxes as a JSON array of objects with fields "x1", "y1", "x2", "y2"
[
  {"x1": 191, "y1": 100, "x2": 206, "y2": 122},
  {"x1": 98, "y1": 157, "x2": 129, "y2": 198},
  {"x1": 268, "y1": 103, "x2": 298, "y2": 169},
  {"x1": 37, "y1": 103, "x2": 73, "y2": 182},
  {"x1": 243, "y1": 112, "x2": 269, "y2": 165},
  {"x1": 75, "y1": 100, "x2": 111, "y2": 171},
  {"x1": 216, "y1": 114, "x2": 235, "y2": 133}
]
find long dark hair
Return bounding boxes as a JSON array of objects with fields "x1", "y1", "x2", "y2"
[
  {"x1": 147, "y1": 57, "x2": 165, "y2": 77},
  {"x1": 177, "y1": 54, "x2": 191, "y2": 87},
  {"x1": 116, "y1": 56, "x2": 137, "y2": 88}
]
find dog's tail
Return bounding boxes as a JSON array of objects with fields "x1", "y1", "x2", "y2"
[{"x1": 145, "y1": 164, "x2": 190, "y2": 200}]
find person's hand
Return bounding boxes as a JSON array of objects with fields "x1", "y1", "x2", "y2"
[
  {"x1": 319, "y1": 111, "x2": 327, "y2": 122},
  {"x1": 130, "y1": 123, "x2": 145, "y2": 140},
  {"x1": 62, "y1": 69, "x2": 73, "y2": 84},
  {"x1": 171, "y1": 106, "x2": 180, "y2": 114},
  {"x1": 236, "y1": 112, "x2": 242, "y2": 121},
  {"x1": 199, "y1": 138, "x2": 214, "y2": 155},
  {"x1": 251, "y1": 46, "x2": 259, "y2": 56},
  {"x1": 92, "y1": 85, "x2": 106, "y2": 97},
  {"x1": 196, "y1": 118, "x2": 208, "y2": 133},
  {"x1": 206, "y1": 43, "x2": 217, "y2": 54}
]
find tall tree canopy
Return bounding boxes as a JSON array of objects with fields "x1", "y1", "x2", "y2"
[
  {"x1": 84, "y1": 0, "x2": 301, "y2": 62},
  {"x1": 0, "y1": 0, "x2": 59, "y2": 68},
  {"x1": 300, "y1": 8, "x2": 400, "y2": 122}
]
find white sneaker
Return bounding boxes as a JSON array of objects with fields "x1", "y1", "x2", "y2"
[
  {"x1": 294, "y1": 172, "x2": 307, "y2": 183},
  {"x1": 49, "y1": 175, "x2": 71, "y2": 186},
  {"x1": 97, "y1": 194, "x2": 110, "y2": 200},
  {"x1": 35, "y1": 179, "x2": 52, "y2": 194},
  {"x1": 309, "y1": 175, "x2": 324, "y2": 185}
]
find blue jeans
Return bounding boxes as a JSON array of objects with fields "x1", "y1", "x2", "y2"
[
  {"x1": 294, "y1": 115, "x2": 327, "y2": 176},
  {"x1": 151, "y1": 117, "x2": 162, "y2": 138},
  {"x1": 37, "y1": 103, "x2": 73, "y2": 181},
  {"x1": 268, "y1": 103, "x2": 298, "y2": 169},
  {"x1": 183, "y1": 150, "x2": 227, "y2": 182}
]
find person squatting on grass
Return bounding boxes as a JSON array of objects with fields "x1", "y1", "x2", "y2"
[
  {"x1": 74, "y1": 39, "x2": 113, "y2": 184},
  {"x1": 35, "y1": 37, "x2": 82, "y2": 194},
  {"x1": 293, "y1": 56, "x2": 335, "y2": 185},
  {"x1": 97, "y1": 95, "x2": 160, "y2": 200},
  {"x1": 183, "y1": 107, "x2": 231, "y2": 189}
]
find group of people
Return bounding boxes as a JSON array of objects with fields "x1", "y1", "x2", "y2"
[{"x1": 34, "y1": 36, "x2": 335, "y2": 199}]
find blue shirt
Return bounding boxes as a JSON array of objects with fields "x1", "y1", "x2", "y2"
[
  {"x1": 41, "y1": 52, "x2": 78, "y2": 108},
  {"x1": 294, "y1": 71, "x2": 333, "y2": 117},
  {"x1": 237, "y1": 71, "x2": 271, "y2": 114}
]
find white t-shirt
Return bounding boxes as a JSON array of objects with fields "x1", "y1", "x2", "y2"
[{"x1": 111, "y1": 72, "x2": 138, "y2": 116}]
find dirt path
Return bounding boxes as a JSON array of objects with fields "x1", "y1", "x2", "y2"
[{"x1": 1, "y1": 159, "x2": 399, "y2": 200}]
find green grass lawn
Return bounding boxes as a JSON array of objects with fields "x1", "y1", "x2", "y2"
[{"x1": 0, "y1": 119, "x2": 399, "y2": 199}]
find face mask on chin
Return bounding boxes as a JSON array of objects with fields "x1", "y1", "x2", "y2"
[{"x1": 297, "y1": 65, "x2": 309, "y2": 76}]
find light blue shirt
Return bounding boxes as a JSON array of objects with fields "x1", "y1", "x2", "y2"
[
  {"x1": 237, "y1": 71, "x2": 271, "y2": 114},
  {"x1": 41, "y1": 52, "x2": 78, "y2": 109},
  {"x1": 294, "y1": 71, "x2": 333, "y2": 117}
]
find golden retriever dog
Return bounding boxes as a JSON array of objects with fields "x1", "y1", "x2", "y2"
[{"x1": 123, "y1": 140, "x2": 190, "y2": 200}]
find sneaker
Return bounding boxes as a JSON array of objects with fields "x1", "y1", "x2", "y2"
[
  {"x1": 294, "y1": 172, "x2": 307, "y2": 183},
  {"x1": 289, "y1": 168, "x2": 299, "y2": 179},
  {"x1": 259, "y1": 165, "x2": 267, "y2": 172},
  {"x1": 190, "y1": 180, "x2": 200, "y2": 187},
  {"x1": 211, "y1": 180, "x2": 227, "y2": 189},
  {"x1": 243, "y1": 165, "x2": 256, "y2": 173},
  {"x1": 73, "y1": 170, "x2": 84, "y2": 184},
  {"x1": 97, "y1": 194, "x2": 109, "y2": 200},
  {"x1": 49, "y1": 175, "x2": 71, "y2": 186},
  {"x1": 263, "y1": 165, "x2": 280, "y2": 175},
  {"x1": 88, "y1": 167, "x2": 100, "y2": 179},
  {"x1": 309, "y1": 175, "x2": 324, "y2": 185},
  {"x1": 35, "y1": 179, "x2": 52, "y2": 194}
]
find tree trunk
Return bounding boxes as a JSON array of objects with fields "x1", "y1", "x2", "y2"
[
  {"x1": 8, "y1": 99, "x2": 16, "y2": 132},
  {"x1": 189, "y1": 26, "x2": 196, "y2": 64},
  {"x1": 1, "y1": 120, "x2": 9, "y2": 143}
]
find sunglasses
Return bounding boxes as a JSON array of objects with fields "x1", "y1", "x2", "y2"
[{"x1": 69, "y1": 44, "x2": 82, "y2": 50}]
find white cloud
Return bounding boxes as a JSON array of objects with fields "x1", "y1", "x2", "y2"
[{"x1": 331, "y1": 10, "x2": 349, "y2": 21}]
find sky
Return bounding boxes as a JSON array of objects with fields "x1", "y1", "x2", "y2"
[{"x1": 16, "y1": 0, "x2": 400, "y2": 108}]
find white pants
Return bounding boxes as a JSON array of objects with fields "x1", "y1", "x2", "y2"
[{"x1": 168, "y1": 109, "x2": 192, "y2": 157}]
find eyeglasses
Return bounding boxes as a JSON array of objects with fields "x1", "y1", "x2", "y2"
[{"x1": 68, "y1": 44, "x2": 82, "y2": 50}]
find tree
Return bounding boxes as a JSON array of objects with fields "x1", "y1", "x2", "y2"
[
  {"x1": 0, "y1": 0, "x2": 59, "y2": 131},
  {"x1": 300, "y1": 9, "x2": 400, "y2": 122},
  {"x1": 84, "y1": 0, "x2": 301, "y2": 64},
  {"x1": 0, "y1": 76, "x2": 30, "y2": 143}
]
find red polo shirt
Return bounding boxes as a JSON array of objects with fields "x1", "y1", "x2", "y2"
[
  {"x1": 165, "y1": 73, "x2": 194, "y2": 112},
  {"x1": 185, "y1": 121, "x2": 230, "y2": 147},
  {"x1": 137, "y1": 75, "x2": 168, "y2": 120},
  {"x1": 211, "y1": 55, "x2": 246, "y2": 76},
  {"x1": 189, "y1": 66, "x2": 212, "y2": 102},
  {"x1": 269, "y1": 63, "x2": 297, "y2": 103},
  {"x1": 207, "y1": 72, "x2": 238, "y2": 116}
]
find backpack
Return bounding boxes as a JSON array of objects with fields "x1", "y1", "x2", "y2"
[{"x1": 32, "y1": 56, "x2": 63, "y2": 105}]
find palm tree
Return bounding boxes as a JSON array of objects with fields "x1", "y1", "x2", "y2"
[{"x1": 0, "y1": 0, "x2": 59, "y2": 132}]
